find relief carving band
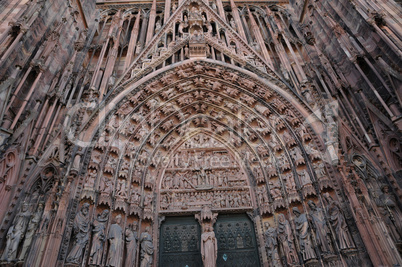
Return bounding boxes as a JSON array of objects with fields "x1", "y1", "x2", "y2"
[{"x1": 159, "y1": 135, "x2": 253, "y2": 213}]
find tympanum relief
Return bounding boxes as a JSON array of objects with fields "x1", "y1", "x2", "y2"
[{"x1": 159, "y1": 133, "x2": 253, "y2": 213}]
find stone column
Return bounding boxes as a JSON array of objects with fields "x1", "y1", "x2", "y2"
[
  {"x1": 146, "y1": 0, "x2": 157, "y2": 44},
  {"x1": 247, "y1": 7, "x2": 273, "y2": 66},
  {"x1": 42, "y1": 104, "x2": 62, "y2": 146},
  {"x1": 264, "y1": 7, "x2": 295, "y2": 83},
  {"x1": 215, "y1": 0, "x2": 226, "y2": 22},
  {"x1": 89, "y1": 14, "x2": 117, "y2": 90},
  {"x1": 0, "y1": 66, "x2": 21, "y2": 123},
  {"x1": 138, "y1": 11, "x2": 149, "y2": 51},
  {"x1": 99, "y1": 11, "x2": 124, "y2": 100},
  {"x1": 164, "y1": 0, "x2": 171, "y2": 24},
  {"x1": 354, "y1": 62, "x2": 396, "y2": 120},
  {"x1": 338, "y1": 167, "x2": 390, "y2": 267},
  {"x1": 239, "y1": 10, "x2": 252, "y2": 42},
  {"x1": 40, "y1": 178, "x2": 73, "y2": 267},
  {"x1": 32, "y1": 99, "x2": 58, "y2": 155},
  {"x1": 229, "y1": 0, "x2": 246, "y2": 40},
  {"x1": 276, "y1": 14, "x2": 307, "y2": 82},
  {"x1": 10, "y1": 68, "x2": 43, "y2": 130},
  {"x1": 0, "y1": 27, "x2": 27, "y2": 66},
  {"x1": 124, "y1": 11, "x2": 141, "y2": 71}
]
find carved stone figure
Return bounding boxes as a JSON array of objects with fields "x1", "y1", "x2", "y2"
[
  {"x1": 308, "y1": 200, "x2": 332, "y2": 253},
  {"x1": 89, "y1": 209, "x2": 110, "y2": 265},
  {"x1": 323, "y1": 193, "x2": 355, "y2": 250},
  {"x1": 376, "y1": 185, "x2": 402, "y2": 242},
  {"x1": 201, "y1": 226, "x2": 218, "y2": 267},
  {"x1": 1, "y1": 203, "x2": 31, "y2": 262},
  {"x1": 125, "y1": 222, "x2": 138, "y2": 267},
  {"x1": 277, "y1": 214, "x2": 298, "y2": 265},
  {"x1": 140, "y1": 226, "x2": 154, "y2": 267},
  {"x1": 66, "y1": 203, "x2": 90, "y2": 263},
  {"x1": 155, "y1": 21, "x2": 161, "y2": 32},
  {"x1": 100, "y1": 177, "x2": 113, "y2": 194},
  {"x1": 230, "y1": 18, "x2": 236, "y2": 29},
  {"x1": 107, "y1": 215, "x2": 124, "y2": 267},
  {"x1": 18, "y1": 203, "x2": 44, "y2": 260},
  {"x1": 116, "y1": 179, "x2": 127, "y2": 198},
  {"x1": 298, "y1": 169, "x2": 312, "y2": 185},
  {"x1": 264, "y1": 222, "x2": 281, "y2": 267},
  {"x1": 84, "y1": 169, "x2": 97, "y2": 189},
  {"x1": 293, "y1": 207, "x2": 316, "y2": 261}
]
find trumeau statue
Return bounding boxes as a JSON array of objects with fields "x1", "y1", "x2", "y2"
[
  {"x1": 292, "y1": 207, "x2": 316, "y2": 261},
  {"x1": 66, "y1": 203, "x2": 90, "y2": 264},
  {"x1": 308, "y1": 200, "x2": 332, "y2": 253},
  {"x1": 264, "y1": 222, "x2": 281, "y2": 267},
  {"x1": 106, "y1": 215, "x2": 124, "y2": 267},
  {"x1": 125, "y1": 222, "x2": 138, "y2": 267},
  {"x1": 323, "y1": 193, "x2": 355, "y2": 250},
  {"x1": 201, "y1": 225, "x2": 218, "y2": 267},
  {"x1": 89, "y1": 209, "x2": 110, "y2": 265},
  {"x1": 1, "y1": 202, "x2": 31, "y2": 262},
  {"x1": 18, "y1": 202, "x2": 44, "y2": 261},
  {"x1": 277, "y1": 214, "x2": 298, "y2": 265},
  {"x1": 140, "y1": 226, "x2": 154, "y2": 267}
]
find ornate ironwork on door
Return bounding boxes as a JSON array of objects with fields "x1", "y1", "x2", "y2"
[
  {"x1": 159, "y1": 216, "x2": 202, "y2": 267},
  {"x1": 214, "y1": 214, "x2": 260, "y2": 267}
]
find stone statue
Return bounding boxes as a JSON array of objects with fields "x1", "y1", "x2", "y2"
[
  {"x1": 308, "y1": 200, "x2": 332, "y2": 253},
  {"x1": 18, "y1": 203, "x2": 44, "y2": 260},
  {"x1": 376, "y1": 185, "x2": 402, "y2": 242},
  {"x1": 66, "y1": 203, "x2": 90, "y2": 264},
  {"x1": 292, "y1": 207, "x2": 316, "y2": 261},
  {"x1": 277, "y1": 214, "x2": 298, "y2": 265},
  {"x1": 230, "y1": 18, "x2": 236, "y2": 29},
  {"x1": 1, "y1": 202, "x2": 31, "y2": 262},
  {"x1": 89, "y1": 209, "x2": 110, "y2": 265},
  {"x1": 155, "y1": 20, "x2": 161, "y2": 32},
  {"x1": 125, "y1": 222, "x2": 138, "y2": 267},
  {"x1": 201, "y1": 226, "x2": 218, "y2": 267},
  {"x1": 264, "y1": 222, "x2": 281, "y2": 267},
  {"x1": 323, "y1": 193, "x2": 355, "y2": 250},
  {"x1": 107, "y1": 215, "x2": 124, "y2": 267},
  {"x1": 140, "y1": 226, "x2": 154, "y2": 267}
]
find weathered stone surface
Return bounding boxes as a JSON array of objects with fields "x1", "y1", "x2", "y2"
[{"x1": 0, "y1": 0, "x2": 401, "y2": 266}]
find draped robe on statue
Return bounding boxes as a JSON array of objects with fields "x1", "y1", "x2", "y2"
[
  {"x1": 66, "y1": 206, "x2": 90, "y2": 263},
  {"x1": 107, "y1": 222, "x2": 123, "y2": 267},
  {"x1": 201, "y1": 230, "x2": 218, "y2": 267}
]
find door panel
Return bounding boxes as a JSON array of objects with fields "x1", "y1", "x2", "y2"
[
  {"x1": 159, "y1": 216, "x2": 202, "y2": 267},
  {"x1": 214, "y1": 214, "x2": 260, "y2": 267}
]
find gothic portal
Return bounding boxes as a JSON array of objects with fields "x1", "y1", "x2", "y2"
[{"x1": 0, "y1": 0, "x2": 401, "y2": 266}]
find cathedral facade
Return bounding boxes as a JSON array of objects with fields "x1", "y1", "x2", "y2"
[{"x1": 0, "y1": 0, "x2": 401, "y2": 266}]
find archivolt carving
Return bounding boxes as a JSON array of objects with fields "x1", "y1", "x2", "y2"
[{"x1": 67, "y1": 58, "x2": 345, "y2": 267}]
